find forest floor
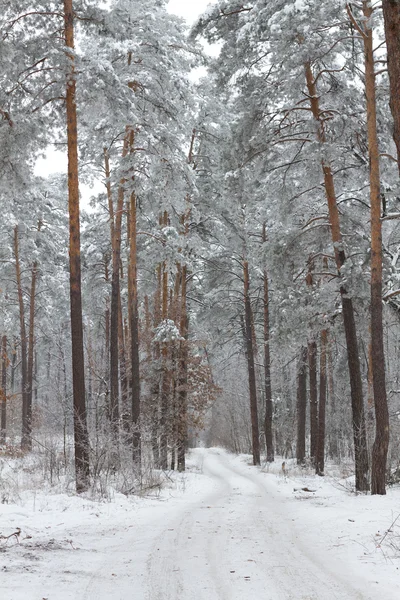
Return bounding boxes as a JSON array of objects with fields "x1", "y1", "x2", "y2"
[{"x1": 1, "y1": 448, "x2": 400, "y2": 599}]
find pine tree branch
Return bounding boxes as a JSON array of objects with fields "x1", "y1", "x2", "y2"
[{"x1": 346, "y1": 4, "x2": 367, "y2": 38}]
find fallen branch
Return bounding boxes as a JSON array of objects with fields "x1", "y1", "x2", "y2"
[{"x1": 0, "y1": 528, "x2": 21, "y2": 544}]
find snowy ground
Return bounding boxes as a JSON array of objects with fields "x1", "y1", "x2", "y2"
[{"x1": 1, "y1": 448, "x2": 400, "y2": 599}]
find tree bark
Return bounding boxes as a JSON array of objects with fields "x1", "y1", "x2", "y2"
[
  {"x1": 296, "y1": 347, "x2": 307, "y2": 465},
  {"x1": 105, "y1": 136, "x2": 130, "y2": 436},
  {"x1": 0, "y1": 335, "x2": 7, "y2": 444},
  {"x1": 363, "y1": 1, "x2": 390, "y2": 495},
  {"x1": 243, "y1": 260, "x2": 260, "y2": 466},
  {"x1": 382, "y1": 0, "x2": 400, "y2": 174},
  {"x1": 127, "y1": 145, "x2": 141, "y2": 461},
  {"x1": 304, "y1": 62, "x2": 369, "y2": 491},
  {"x1": 308, "y1": 340, "x2": 318, "y2": 463},
  {"x1": 178, "y1": 263, "x2": 188, "y2": 472},
  {"x1": 160, "y1": 212, "x2": 170, "y2": 470},
  {"x1": 26, "y1": 262, "x2": 37, "y2": 450},
  {"x1": 150, "y1": 265, "x2": 162, "y2": 468},
  {"x1": 103, "y1": 255, "x2": 111, "y2": 417},
  {"x1": 11, "y1": 339, "x2": 16, "y2": 394},
  {"x1": 169, "y1": 268, "x2": 181, "y2": 471},
  {"x1": 64, "y1": 0, "x2": 90, "y2": 492},
  {"x1": 118, "y1": 289, "x2": 129, "y2": 433},
  {"x1": 14, "y1": 226, "x2": 29, "y2": 451},
  {"x1": 262, "y1": 223, "x2": 274, "y2": 462},
  {"x1": 316, "y1": 330, "x2": 327, "y2": 475}
]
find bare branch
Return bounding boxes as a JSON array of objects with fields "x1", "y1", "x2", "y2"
[{"x1": 346, "y1": 3, "x2": 367, "y2": 38}]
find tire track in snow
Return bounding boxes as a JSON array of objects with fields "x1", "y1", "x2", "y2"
[{"x1": 146, "y1": 449, "x2": 372, "y2": 600}]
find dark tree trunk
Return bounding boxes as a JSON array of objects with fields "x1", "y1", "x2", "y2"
[
  {"x1": 362, "y1": 1, "x2": 389, "y2": 495},
  {"x1": 178, "y1": 264, "x2": 188, "y2": 472},
  {"x1": 316, "y1": 330, "x2": 327, "y2": 476},
  {"x1": 308, "y1": 340, "x2": 318, "y2": 463},
  {"x1": 243, "y1": 260, "x2": 260, "y2": 466},
  {"x1": 262, "y1": 224, "x2": 274, "y2": 462},
  {"x1": 64, "y1": 0, "x2": 90, "y2": 493},
  {"x1": 151, "y1": 266, "x2": 162, "y2": 468},
  {"x1": 128, "y1": 169, "x2": 141, "y2": 461},
  {"x1": 305, "y1": 62, "x2": 369, "y2": 491},
  {"x1": 118, "y1": 290, "x2": 129, "y2": 433},
  {"x1": 0, "y1": 335, "x2": 7, "y2": 444},
  {"x1": 160, "y1": 213, "x2": 170, "y2": 470},
  {"x1": 296, "y1": 347, "x2": 307, "y2": 465},
  {"x1": 11, "y1": 339, "x2": 16, "y2": 394},
  {"x1": 169, "y1": 270, "x2": 180, "y2": 472},
  {"x1": 14, "y1": 226, "x2": 29, "y2": 451},
  {"x1": 382, "y1": 0, "x2": 400, "y2": 174},
  {"x1": 26, "y1": 262, "x2": 37, "y2": 450},
  {"x1": 105, "y1": 137, "x2": 128, "y2": 436},
  {"x1": 104, "y1": 256, "x2": 110, "y2": 365},
  {"x1": 103, "y1": 255, "x2": 111, "y2": 417}
]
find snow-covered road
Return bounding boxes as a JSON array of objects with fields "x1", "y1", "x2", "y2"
[
  {"x1": 2, "y1": 448, "x2": 399, "y2": 599},
  {"x1": 85, "y1": 449, "x2": 375, "y2": 600}
]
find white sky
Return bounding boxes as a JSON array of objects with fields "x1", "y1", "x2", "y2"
[
  {"x1": 35, "y1": 0, "x2": 213, "y2": 184},
  {"x1": 167, "y1": 0, "x2": 212, "y2": 24}
]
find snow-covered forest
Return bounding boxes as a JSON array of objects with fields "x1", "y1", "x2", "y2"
[{"x1": 2, "y1": 0, "x2": 400, "y2": 598}]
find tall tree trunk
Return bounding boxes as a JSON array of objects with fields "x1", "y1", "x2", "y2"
[
  {"x1": 304, "y1": 62, "x2": 369, "y2": 491},
  {"x1": 327, "y1": 336, "x2": 338, "y2": 458},
  {"x1": 104, "y1": 255, "x2": 111, "y2": 414},
  {"x1": 243, "y1": 260, "x2": 260, "y2": 466},
  {"x1": 160, "y1": 212, "x2": 170, "y2": 470},
  {"x1": 262, "y1": 223, "x2": 274, "y2": 462},
  {"x1": 308, "y1": 340, "x2": 318, "y2": 463},
  {"x1": 169, "y1": 268, "x2": 181, "y2": 471},
  {"x1": 64, "y1": 0, "x2": 90, "y2": 492},
  {"x1": 151, "y1": 266, "x2": 162, "y2": 467},
  {"x1": 296, "y1": 347, "x2": 307, "y2": 465},
  {"x1": 316, "y1": 330, "x2": 327, "y2": 475},
  {"x1": 127, "y1": 155, "x2": 141, "y2": 461},
  {"x1": 26, "y1": 262, "x2": 37, "y2": 450},
  {"x1": 0, "y1": 335, "x2": 7, "y2": 444},
  {"x1": 366, "y1": 335, "x2": 375, "y2": 455},
  {"x1": 105, "y1": 138, "x2": 129, "y2": 436},
  {"x1": 11, "y1": 339, "x2": 16, "y2": 394},
  {"x1": 104, "y1": 256, "x2": 110, "y2": 364},
  {"x1": 118, "y1": 290, "x2": 129, "y2": 433},
  {"x1": 14, "y1": 226, "x2": 29, "y2": 451},
  {"x1": 382, "y1": 0, "x2": 400, "y2": 174},
  {"x1": 178, "y1": 264, "x2": 188, "y2": 472},
  {"x1": 362, "y1": 1, "x2": 390, "y2": 495}
]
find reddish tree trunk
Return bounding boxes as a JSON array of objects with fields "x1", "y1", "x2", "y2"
[
  {"x1": 304, "y1": 62, "x2": 369, "y2": 491},
  {"x1": 64, "y1": 0, "x2": 90, "y2": 492}
]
